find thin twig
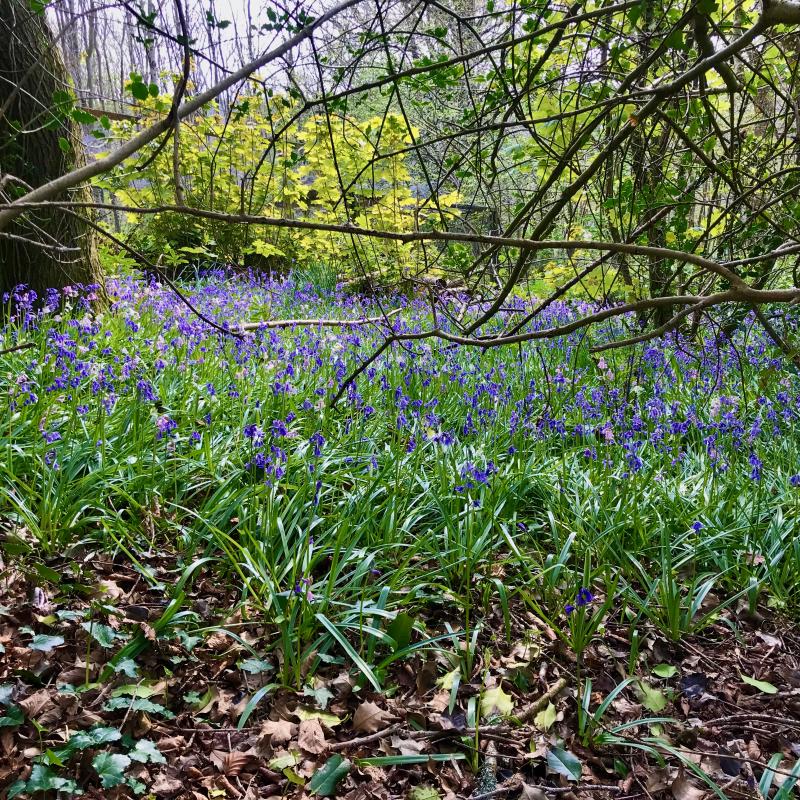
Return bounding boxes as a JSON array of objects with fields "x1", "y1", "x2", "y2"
[
  {"x1": 0, "y1": 342, "x2": 35, "y2": 356},
  {"x1": 515, "y1": 677, "x2": 568, "y2": 724},
  {"x1": 328, "y1": 722, "x2": 403, "y2": 751}
]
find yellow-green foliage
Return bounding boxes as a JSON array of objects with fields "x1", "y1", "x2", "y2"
[{"x1": 97, "y1": 93, "x2": 460, "y2": 279}]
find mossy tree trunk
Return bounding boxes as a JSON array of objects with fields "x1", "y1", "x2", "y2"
[{"x1": 0, "y1": 0, "x2": 103, "y2": 301}]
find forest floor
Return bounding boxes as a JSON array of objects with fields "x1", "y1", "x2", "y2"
[{"x1": 2, "y1": 547, "x2": 799, "y2": 800}]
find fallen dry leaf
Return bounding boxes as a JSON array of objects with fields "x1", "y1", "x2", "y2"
[
  {"x1": 520, "y1": 785, "x2": 548, "y2": 800},
  {"x1": 389, "y1": 735, "x2": 426, "y2": 756},
  {"x1": 671, "y1": 769, "x2": 706, "y2": 800},
  {"x1": 18, "y1": 689, "x2": 53, "y2": 719},
  {"x1": 151, "y1": 772, "x2": 185, "y2": 797},
  {"x1": 259, "y1": 718, "x2": 297, "y2": 746},
  {"x1": 352, "y1": 700, "x2": 392, "y2": 733},
  {"x1": 209, "y1": 749, "x2": 254, "y2": 776},
  {"x1": 297, "y1": 717, "x2": 327, "y2": 755}
]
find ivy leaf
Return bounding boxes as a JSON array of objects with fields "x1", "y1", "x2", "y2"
[
  {"x1": 81, "y1": 622, "x2": 119, "y2": 648},
  {"x1": 113, "y1": 658, "x2": 139, "y2": 678},
  {"x1": 129, "y1": 738, "x2": 166, "y2": 764},
  {"x1": 303, "y1": 682, "x2": 334, "y2": 711},
  {"x1": 0, "y1": 705, "x2": 24, "y2": 728},
  {"x1": 741, "y1": 674, "x2": 778, "y2": 694},
  {"x1": 546, "y1": 746, "x2": 582, "y2": 781},
  {"x1": 238, "y1": 657, "x2": 272, "y2": 675},
  {"x1": 9, "y1": 764, "x2": 79, "y2": 798},
  {"x1": 93, "y1": 752, "x2": 131, "y2": 788},
  {"x1": 308, "y1": 754, "x2": 351, "y2": 796},
  {"x1": 29, "y1": 634, "x2": 64, "y2": 652},
  {"x1": 104, "y1": 697, "x2": 175, "y2": 718},
  {"x1": 68, "y1": 726, "x2": 122, "y2": 751}
]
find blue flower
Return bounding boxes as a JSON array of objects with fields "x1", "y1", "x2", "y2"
[
  {"x1": 271, "y1": 419, "x2": 289, "y2": 437},
  {"x1": 691, "y1": 521, "x2": 703, "y2": 532},
  {"x1": 576, "y1": 587, "x2": 594, "y2": 607},
  {"x1": 310, "y1": 431, "x2": 325, "y2": 457}
]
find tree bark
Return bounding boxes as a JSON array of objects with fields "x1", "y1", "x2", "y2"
[{"x1": 0, "y1": 0, "x2": 102, "y2": 301}]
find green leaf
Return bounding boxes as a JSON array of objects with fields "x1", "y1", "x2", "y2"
[
  {"x1": 534, "y1": 701, "x2": 557, "y2": 731},
  {"x1": 283, "y1": 767, "x2": 305, "y2": 785},
  {"x1": 104, "y1": 697, "x2": 175, "y2": 718},
  {"x1": 636, "y1": 681, "x2": 668, "y2": 712},
  {"x1": 741, "y1": 674, "x2": 778, "y2": 694},
  {"x1": 386, "y1": 612, "x2": 414, "y2": 651},
  {"x1": 409, "y1": 788, "x2": 441, "y2": 800},
  {"x1": 295, "y1": 705, "x2": 343, "y2": 727},
  {"x1": 148, "y1": 83, "x2": 159, "y2": 98},
  {"x1": 237, "y1": 683, "x2": 276, "y2": 729},
  {"x1": 12, "y1": 764, "x2": 79, "y2": 797},
  {"x1": 129, "y1": 81, "x2": 149, "y2": 101},
  {"x1": 355, "y1": 754, "x2": 466, "y2": 766},
  {"x1": 93, "y1": 752, "x2": 131, "y2": 788},
  {"x1": 58, "y1": 137, "x2": 71, "y2": 153},
  {"x1": 51, "y1": 725, "x2": 122, "y2": 761},
  {"x1": 114, "y1": 658, "x2": 139, "y2": 678},
  {"x1": 29, "y1": 634, "x2": 64, "y2": 652},
  {"x1": 67, "y1": 726, "x2": 122, "y2": 751},
  {"x1": 129, "y1": 738, "x2": 166, "y2": 764},
  {"x1": 652, "y1": 664, "x2": 678, "y2": 679},
  {"x1": 546, "y1": 746, "x2": 582, "y2": 781},
  {"x1": 303, "y1": 682, "x2": 334, "y2": 711},
  {"x1": 269, "y1": 750, "x2": 300, "y2": 770},
  {"x1": 0, "y1": 705, "x2": 24, "y2": 728},
  {"x1": 238, "y1": 657, "x2": 272, "y2": 675},
  {"x1": 33, "y1": 561, "x2": 62, "y2": 584},
  {"x1": 308, "y1": 754, "x2": 351, "y2": 796},
  {"x1": 81, "y1": 622, "x2": 119, "y2": 648},
  {"x1": 316, "y1": 613, "x2": 381, "y2": 691},
  {"x1": 480, "y1": 685, "x2": 513, "y2": 719},
  {"x1": 111, "y1": 681, "x2": 160, "y2": 698},
  {"x1": 71, "y1": 108, "x2": 96, "y2": 125}
]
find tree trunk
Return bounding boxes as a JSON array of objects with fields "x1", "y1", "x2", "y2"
[{"x1": 0, "y1": 0, "x2": 102, "y2": 301}]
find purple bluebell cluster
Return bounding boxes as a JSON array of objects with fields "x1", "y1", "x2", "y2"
[
  {"x1": 2, "y1": 270, "x2": 800, "y2": 528},
  {"x1": 566, "y1": 587, "x2": 594, "y2": 615}
]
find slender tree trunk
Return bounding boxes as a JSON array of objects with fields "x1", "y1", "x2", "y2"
[{"x1": 0, "y1": 0, "x2": 103, "y2": 300}]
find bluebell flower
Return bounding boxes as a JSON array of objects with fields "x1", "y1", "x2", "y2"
[
  {"x1": 576, "y1": 587, "x2": 594, "y2": 607},
  {"x1": 271, "y1": 419, "x2": 289, "y2": 437}
]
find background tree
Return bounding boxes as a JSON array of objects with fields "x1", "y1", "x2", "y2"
[{"x1": 0, "y1": 0, "x2": 101, "y2": 299}]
